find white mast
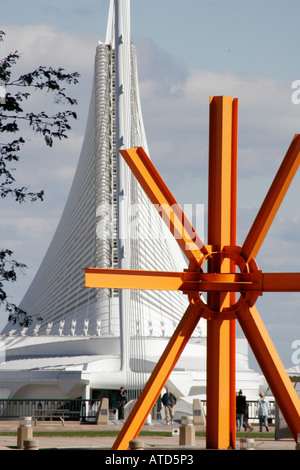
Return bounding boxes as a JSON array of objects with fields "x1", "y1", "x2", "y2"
[{"x1": 115, "y1": 0, "x2": 132, "y2": 376}]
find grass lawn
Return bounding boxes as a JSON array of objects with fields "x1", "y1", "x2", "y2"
[{"x1": 0, "y1": 429, "x2": 275, "y2": 439}]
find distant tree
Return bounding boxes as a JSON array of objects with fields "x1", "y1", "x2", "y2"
[{"x1": 0, "y1": 30, "x2": 80, "y2": 327}]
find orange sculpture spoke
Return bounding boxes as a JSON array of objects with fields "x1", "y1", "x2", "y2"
[
  {"x1": 85, "y1": 267, "x2": 200, "y2": 291},
  {"x1": 85, "y1": 95, "x2": 300, "y2": 449},
  {"x1": 85, "y1": 268, "x2": 300, "y2": 293},
  {"x1": 112, "y1": 300, "x2": 204, "y2": 450},
  {"x1": 204, "y1": 96, "x2": 237, "y2": 449},
  {"x1": 119, "y1": 146, "x2": 209, "y2": 264},
  {"x1": 262, "y1": 272, "x2": 300, "y2": 291},
  {"x1": 241, "y1": 134, "x2": 300, "y2": 263},
  {"x1": 236, "y1": 304, "x2": 300, "y2": 442}
]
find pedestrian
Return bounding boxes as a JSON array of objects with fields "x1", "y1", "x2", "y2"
[
  {"x1": 256, "y1": 392, "x2": 269, "y2": 432},
  {"x1": 236, "y1": 389, "x2": 246, "y2": 431},
  {"x1": 161, "y1": 387, "x2": 177, "y2": 425},
  {"x1": 117, "y1": 387, "x2": 127, "y2": 420},
  {"x1": 243, "y1": 401, "x2": 254, "y2": 432}
]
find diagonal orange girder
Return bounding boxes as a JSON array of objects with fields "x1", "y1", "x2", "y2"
[
  {"x1": 236, "y1": 304, "x2": 300, "y2": 442},
  {"x1": 238, "y1": 132, "x2": 300, "y2": 442},
  {"x1": 241, "y1": 134, "x2": 300, "y2": 263},
  {"x1": 119, "y1": 146, "x2": 209, "y2": 263},
  {"x1": 111, "y1": 300, "x2": 204, "y2": 450}
]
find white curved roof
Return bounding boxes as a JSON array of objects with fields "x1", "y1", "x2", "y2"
[{"x1": 2, "y1": 3, "x2": 198, "y2": 341}]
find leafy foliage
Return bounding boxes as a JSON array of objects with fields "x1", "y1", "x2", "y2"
[
  {"x1": 0, "y1": 249, "x2": 32, "y2": 327},
  {"x1": 0, "y1": 30, "x2": 79, "y2": 326}
]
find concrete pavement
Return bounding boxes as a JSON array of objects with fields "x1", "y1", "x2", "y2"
[{"x1": 0, "y1": 420, "x2": 297, "y2": 451}]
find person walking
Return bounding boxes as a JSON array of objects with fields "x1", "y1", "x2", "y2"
[
  {"x1": 117, "y1": 387, "x2": 127, "y2": 420},
  {"x1": 236, "y1": 390, "x2": 246, "y2": 431},
  {"x1": 243, "y1": 400, "x2": 254, "y2": 432},
  {"x1": 161, "y1": 387, "x2": 177, "y2": 425},
  {"x1": 256, "y1": 392, "x2": 269, "y2": 432}
]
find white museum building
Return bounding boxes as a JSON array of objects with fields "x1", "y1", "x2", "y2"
[{"x1": 0, "y1": 0, "x2": 261, "y2": 419}]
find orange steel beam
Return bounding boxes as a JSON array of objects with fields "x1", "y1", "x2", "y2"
[
  {"x1": 237, "y1": 304, "x2": 300, "y2": 442},
  {"x1": 241, "y1": 134, "x2": 300, "y2": 263},
  {"x1": 85, "y1": 268, "x2": 300, "y2": 293},
  {"x1": 85, "y1": 268, "x2": 190, "y2": 291},
  {"x1": 230, "y1": 98, "x2": 238, "y2": 448},
  {"x1": 206, "y1": 96, "x2": 237, "y2": 449},
  {"x1": 262, "y1": 272, "x2": 300, "y2": 291},
  {"x1": 86, "y1": 267, "x2": 252, "y2": 292},
  {"x1": 85, "y1": 267, "x2": 260, "y2": 292},
  {"x1": 119, "y1": 146, "x2": 209, "y2": 263},
  {"x1": 111, "y1": 301, "x2": 204, "y2": 450}
]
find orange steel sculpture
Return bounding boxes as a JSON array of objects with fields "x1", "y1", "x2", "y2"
[{"x1": 85, "y1": 96, "x2": 300, "y2": 449}]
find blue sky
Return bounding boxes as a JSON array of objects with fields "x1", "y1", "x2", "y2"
[
  {"x1": 1, "y1": 0, "x2": 300, "y2": 371},
  {"x1": 2, "y1": 0, "x2": 300, "y2": 80}
]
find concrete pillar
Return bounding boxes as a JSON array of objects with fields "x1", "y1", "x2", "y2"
[
  {"x1": 193, "y1": 399, "x2": 206, "y2": 425},
  {"x1": 17, "y1": 417, "x2": 33, "y2": 449},
  {"x1": 24, "y1": 439, "x2": 39, "y2": 450},
  {"x1": 179, "y1": 416, "x2": 195, "y2": 446},
  {"x1": 240, "y1": 438, "x2": 255, "y2": 450},
  {"x1": 82, "y1": 383, "x2": 91, "y2": 418},
  {"x1": 96, "y1": 397, "x2": 109, "y2": 424},
  {"x1": 129, "y1": 439, "x2": 144, "y2": 450}
]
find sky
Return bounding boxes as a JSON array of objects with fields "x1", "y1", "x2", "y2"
[{"x1": 1, "y1": 0, "x2": 300, "y2": 372}]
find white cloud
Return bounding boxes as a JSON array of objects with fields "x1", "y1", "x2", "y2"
[
  {"x1": 140, "y1": 66, "x2": 299, "y2": 178},
  {"x1": 1, "y1": 24, "x2": 99, "y2": 70}
]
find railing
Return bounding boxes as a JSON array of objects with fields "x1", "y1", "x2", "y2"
[
  {"x1": 0, "y1": 398, "x2": 276, "y2": 423},
  {"x1": 196, "y1": 400, "x2": 275, "y2": 421},
  {"x1": 0, "y1": 399, "x2": 102, "y2": 422},
  {"x1": 247, "y1": 400, "x2": 276, "y2": 421}
]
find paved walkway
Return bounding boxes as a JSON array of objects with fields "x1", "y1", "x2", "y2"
[{"x1": 0, "y1": 421, "x2": 297, "y2": 451}]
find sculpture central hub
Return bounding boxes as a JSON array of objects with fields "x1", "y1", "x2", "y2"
[{"x1": 187, "y1": 245, "x2": 262, "y2": 320}]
